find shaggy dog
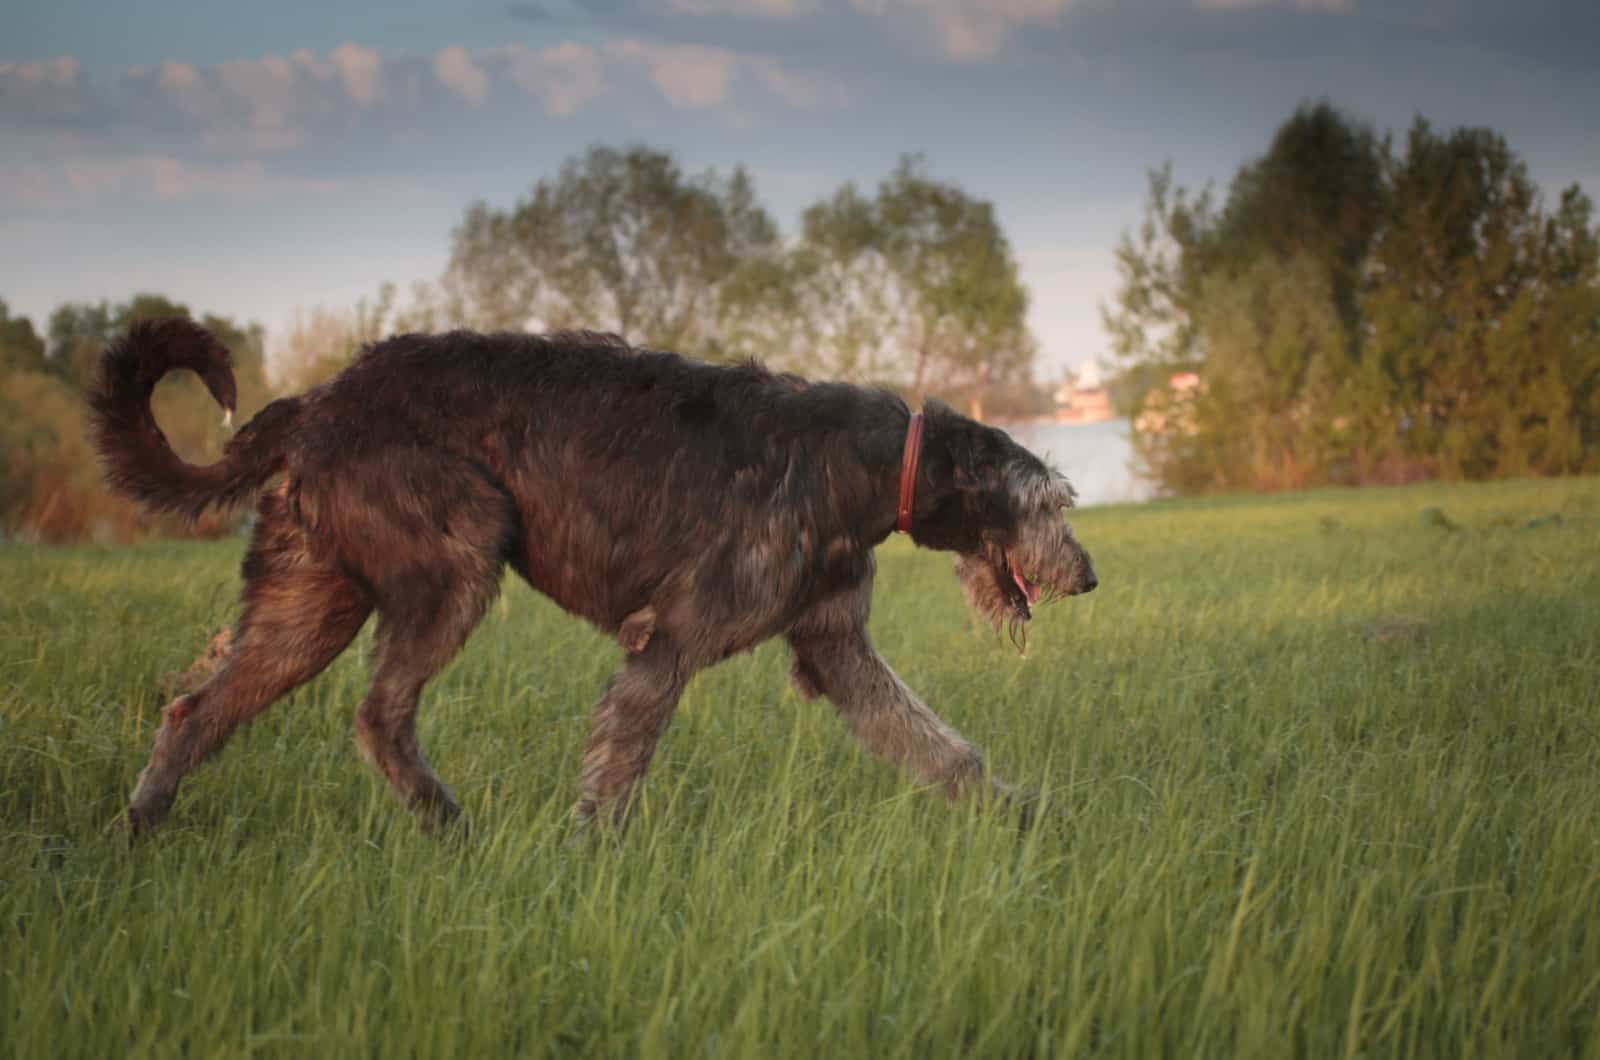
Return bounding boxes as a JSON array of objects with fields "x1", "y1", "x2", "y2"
[{"x1": 90, "y1": 319, "x2": 1097, "y2": 837}]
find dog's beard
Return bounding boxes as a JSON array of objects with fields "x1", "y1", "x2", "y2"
[
  {"x1": 955, "y1": 547, "x2": 1033, "y2": 649},
  {"x1": 954, "y1": 515, "x2": 1093, "y2": 650}
]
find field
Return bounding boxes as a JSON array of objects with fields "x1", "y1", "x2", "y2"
[{"x1": 3, "y1": 477, "x2": 1599, "y2": 1058}]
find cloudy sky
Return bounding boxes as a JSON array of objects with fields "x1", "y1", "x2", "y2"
[{"x1": 4, "y1": 0, "x2": 1598, "y2": 377}]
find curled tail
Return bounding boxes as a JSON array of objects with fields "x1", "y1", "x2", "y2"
[{"x1": 88, "y1": 317, "x2": 302, "y2": 520}]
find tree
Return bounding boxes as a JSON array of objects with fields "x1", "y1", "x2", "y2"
[
  {"x1": 1214, "y1": 102, "x2": 1385, "y2": 334},
  {"x1": 447, "y1": 145, "x2": 780, "y2": 351},
  {"x1": 720, "y1": 182, "x2": 905, "y2": 381},
  {"x1": 1186, "y1": 254, "x2": 1352, "y2": 490},
  {"x1": 46, "y1": 300, "x2": 113, "y2": 388},
  {"x1": 1105, "y1": 102, "x2": 1600, "y2": 493},
  {"x1": 0, "y1": 299, "x2": 46, "y2": 375},
  {"x1": 1362, "y1": 120, "x2": 1600, "y2": 479},
  {"x1": 275, "y1": 283, "x2": 408, "y2": 391},
  {"x1": 1101, "y1": 164, "x2": 1217, "y2": 381},
  {"x1": 876, "y1": 157, "x2": 1033, "y2": 402},
  {"x1": 724, "y1": 158, "x2": 1035, "y2": 402}
]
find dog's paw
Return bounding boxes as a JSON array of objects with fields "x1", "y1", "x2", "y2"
[
  {"x1": 124, "y1": 793, "x2": 174, "y2": 847},
  {"x1": 987, "y1": 779, "x2": 1050, "y2": 833}
]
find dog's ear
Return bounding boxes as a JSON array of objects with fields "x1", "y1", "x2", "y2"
[
  {"x1": 914, "y1": 400, "x2": 1013, "y2": 549},
  {"x1": 924, "y1": 399, "x2": 1006, "y2": 491},
  {"x1": 923, "y1": 400, "x2": 976, "y2": 486}
]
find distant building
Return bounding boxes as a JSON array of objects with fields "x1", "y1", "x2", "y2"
[{"x1": 1052, "y1": 379, "x2": 1115, "y2": 424}]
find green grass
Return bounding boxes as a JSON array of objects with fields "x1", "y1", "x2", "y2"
[{"x1": 3, "y1": 477, "x2": 1600, "y2": 1058}]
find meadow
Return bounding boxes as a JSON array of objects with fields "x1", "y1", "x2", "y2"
[{"x1": 2, "y1": 476, "x2": 1599, "y2": 1058}]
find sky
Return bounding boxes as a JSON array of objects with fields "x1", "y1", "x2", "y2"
[{"x1": 4, "y1": 0, "x2": 1599, "y2": 379}]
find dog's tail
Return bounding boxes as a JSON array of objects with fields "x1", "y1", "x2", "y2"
[{"x1": 88, "y1": 317, "x2": 302, "y2": 520}]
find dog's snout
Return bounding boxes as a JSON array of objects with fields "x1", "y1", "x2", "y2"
[{"x1": 1082, "y1": 571, "x2": 1098, "y2": 594}]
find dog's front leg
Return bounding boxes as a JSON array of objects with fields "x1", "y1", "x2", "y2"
[
  {"x1": 572, "y1": 639, "x2": 689, "y2": 828},
  {"x1": 787, "y1": 627, "x2": 1010, "y2": 802}
]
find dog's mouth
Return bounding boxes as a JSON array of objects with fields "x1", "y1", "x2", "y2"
[
  {"x1": 954, "y1": 533, "x2": 1092, "y2": 642},
  {"x1": 1000, "y1": 549, "x2": 1041, "y2": 621}
]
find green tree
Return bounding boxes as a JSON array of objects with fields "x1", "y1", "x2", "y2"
[
  {"x1": 0, "y1": 299, "x2": 47, "y2": 375},
  {"x1": 722, "y1": 182, "x2": 904, "y2": 381},
  {"x1": 1101, "y1": 164, "x2": 1217, "y2": 382},
  {"x1": 1214, "y1": 102, "x2": 1385, "y2": 333},
  {"x1": 273, "y1": 283, "x2": 425, "y2": 392},
  {"x1": 1362, "y1": 120, "x2": 1600, "y2": 479},
  {"x1": 1186, "y1": 255, "x2": 1352, "y2": 490},
  {"x1": 46, "y1": 300, "x2": 113, "y2": 388},
  {"x1": 725, "y1": 158, "x2": 1034, "y2": 402},
  {"x1": 1106, "y1": 102, "x2": 1600, "y2": 493},
  {"x1": 447, "y1": 145, "x2": 780, "y2": 351},
  {"x1": 875, "y1": 157, "x2": 1033, "y2": 401}
]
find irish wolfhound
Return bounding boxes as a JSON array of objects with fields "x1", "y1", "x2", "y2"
[{"x1": 90, "y1": 319, "x2": 1097, "y2": 838}]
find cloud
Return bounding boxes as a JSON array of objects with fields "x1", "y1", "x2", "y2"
[
  {"x1": 606, "y1": 40, "x2": 735, "y2": 106},
  {"x1": 1194, "y1": 0, "x2": 1354, "y2": 11},
  {"x1": 3, "y1": 38, "x2": 844, "y2": 162},
  {"x1": 107, "y1": 46, "x2": 398, "y2": 153},
  {"x1": 0, "y1": 55, "x2": 94, "y2": 128},
  {"x1": 0, "y1": 156, "x2": 345, "y2": 208},
  {"x1": 157, "y1": 61, "x2": 208, "y2": 116},
  {"x1": 514, "y1": 0, "x2": 791, "y2": 16},
  {"x1": 745, "y1": 56, "x2": 850, "y2": 109},
  {"x1": 488, "y1": 38, "x2": 845, "y2": 114},
  {"x1": 606, "y1": 38, "x2": 846, "y2": 108},
  {"x1": 493, "y1": 42, "x2": 609, "y2": 116},
  {"x1": 434, "y1": 44, "x2": 491, "y2": 105},
  {"x1": 849, "y1": 0, "x2": 1074, "y2": 61},
  {"x1": 330, "y1": 42, "x2": 385, "y2": 105},
  {"x1": 504, "y1": 1, "x2": 552, "y2": 19},
  {"x1": 0, "y1": 56, "x2": 82, "y2": 83},
  {"x1": 209, "y1": 53, "x2": 310, "y2": 150},
  {"x1": 665, "y1": 0, "x2": 817, "y2": 15}
]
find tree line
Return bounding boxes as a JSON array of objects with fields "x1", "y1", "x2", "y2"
[
  {"x1": 1105, "y1": 102, "x2": 1600, "y2": 493},
  {"x1": 4, "y1": 110, "x2": 1596, "y2": 540}
]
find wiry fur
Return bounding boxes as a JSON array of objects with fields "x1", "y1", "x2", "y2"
[
  {"x1": 955, "y1": 460, "x2": 1092, "y2": 648},
  {"x1": 89, "y1": 319, "x2": 300, "y2": 521},
  {"x1": 88, "y1": 319, "x2": 1097, "y2": 839}
]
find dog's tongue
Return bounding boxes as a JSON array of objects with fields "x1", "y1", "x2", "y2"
[{"x1": 1009, "y1": 557, "x2": 1042, "y2": 605}]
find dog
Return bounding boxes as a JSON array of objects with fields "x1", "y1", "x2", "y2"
[{"x1": 90, "y1": 318, "x2": 1097, "y2": 838}]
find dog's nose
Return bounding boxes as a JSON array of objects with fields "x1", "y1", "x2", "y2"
[{"x1": 1081, "y1": 571, "x2": 1098, "y2": 594}]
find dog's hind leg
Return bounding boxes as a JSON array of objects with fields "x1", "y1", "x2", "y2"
[
  {"x1": 128, "y1": 502, "x2": 372, "y2": 839},
  {"x1": 352, "y1": 590, "x2": 498, "y2": 834},
  {"x1": 345, "y1": 462, "x2": 513, "y2": 834},
  {"x1": 572, "y1": 636, "x2": 689, "y2": 828}
]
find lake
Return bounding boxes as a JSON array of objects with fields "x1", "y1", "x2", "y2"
[{"x1": 998, "y1": 417, "x2": 1156, "y2": 507}]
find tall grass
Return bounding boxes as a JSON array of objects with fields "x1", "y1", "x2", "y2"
[{"x1": 3, "y1": 477, "x2": 1599, "y2": 1058}]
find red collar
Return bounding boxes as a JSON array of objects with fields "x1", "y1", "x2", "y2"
[{"x1": 896, "y1": 411, "x2": 924, "y2": 534}]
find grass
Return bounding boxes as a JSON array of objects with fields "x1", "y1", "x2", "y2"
[{"x1": 3, "y1": 476, "x2": 1599, "y2": 1058}]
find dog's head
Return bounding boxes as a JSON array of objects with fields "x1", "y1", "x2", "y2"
[{"x1": 910, "y1": 401, "x2": 1097, "y2": 639}]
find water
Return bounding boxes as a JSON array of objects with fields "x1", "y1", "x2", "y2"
[{"x1": 999, "y1": 418, "x2": 1155, "y2": 507}]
